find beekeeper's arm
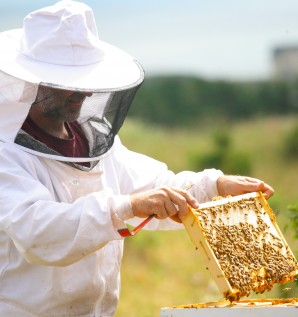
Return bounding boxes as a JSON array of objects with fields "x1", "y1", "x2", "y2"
[{"x1": 113, "y1": 137, "x2": 274, "y2": 229}]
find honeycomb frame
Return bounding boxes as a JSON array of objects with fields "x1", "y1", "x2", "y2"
[{"x1": 183, "y1": 192, "x2": 298, "y2": 301}]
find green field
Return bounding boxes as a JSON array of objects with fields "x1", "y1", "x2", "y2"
[{"x1": 115, "y1": 115, "x2": 298, "y2": 317}]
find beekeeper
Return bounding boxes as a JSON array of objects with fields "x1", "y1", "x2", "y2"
[{"x1": 0, "y1": 1, "x2": 274, "y2": 316}]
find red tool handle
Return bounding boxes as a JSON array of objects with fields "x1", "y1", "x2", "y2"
[
  {"x1": 118, "y1": 214, "x2": 154, "y2": 237},
  {"x1": 118, "y1": 184, "x2": 194, "y2": 237}
]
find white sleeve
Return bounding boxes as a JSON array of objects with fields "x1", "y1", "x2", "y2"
[
  {"x1": 112, "y1": 137, "x2": 223, "y2": 202},
  {"x1": 110, "y1": 137, "x2": 223, "y2": 230}
]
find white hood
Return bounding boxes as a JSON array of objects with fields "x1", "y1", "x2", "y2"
[
  {"x1": 0, "y1": 0, "x2": 144, "y2": 164},
  {"x1": 0, "y1": 73, "x2": 38, "y2": 143}
]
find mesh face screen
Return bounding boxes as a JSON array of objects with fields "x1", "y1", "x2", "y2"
[
  {"x1": 79, "y1": 86, "x2": 141, "y2": 158},
  {"x1": 13, "y1": 80, "x2": 143, "y2": 168}
]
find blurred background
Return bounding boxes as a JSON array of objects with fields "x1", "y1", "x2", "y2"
[
  {"x1": 1, "y1": 1, "x2": 298, "y2": 316},
  {"x1": 1, "y1": 0, "x2": 298, "y2": 80}
]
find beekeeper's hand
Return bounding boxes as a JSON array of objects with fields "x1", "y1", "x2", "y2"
[
  {"x1": 130, "y1": 187, "x2": 199, "y2": 221},
  {"x1": 217, "y1": 175, "x2": 274, "y2": 199}
]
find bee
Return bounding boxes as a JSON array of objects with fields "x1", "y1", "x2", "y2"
[{"x1": 283, "y1": 287, "x2": 291, "y2": 292}]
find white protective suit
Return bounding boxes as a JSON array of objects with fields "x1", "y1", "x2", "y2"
[
  {"x1": 0, "y1": 1, "x2": 224, "y2": 316},
  {"x1": 0, "y1": 132, "x2": 222, "y2": 317}
]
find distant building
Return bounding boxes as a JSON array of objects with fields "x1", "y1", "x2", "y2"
[{"x1": 272, "y1": 46, "x2": 298, "y2": 80}]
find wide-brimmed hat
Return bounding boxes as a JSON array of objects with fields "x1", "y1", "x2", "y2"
[{"x1": 0, "y1": 0, "x2": 143, "y2": 91}]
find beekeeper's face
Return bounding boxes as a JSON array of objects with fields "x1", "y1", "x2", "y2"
[{"x1": 33, "y1": 86, "x2": 93, "y2": 122}]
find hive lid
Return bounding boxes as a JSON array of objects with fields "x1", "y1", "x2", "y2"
[
  {"x1": 160, "y1": 298, "x2": 298, "y2": 317},
  {"x1": 182, "y1": 192, "x2": 298, "y2": 301}
]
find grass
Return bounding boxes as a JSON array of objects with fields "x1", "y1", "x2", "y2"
[{"x1": 115, "y1": 115, "x2": 298, "y2": 317}]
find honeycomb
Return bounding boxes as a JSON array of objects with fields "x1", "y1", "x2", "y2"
[{"x1": 183, "y1": 192, "x2": 298, "y2": 301}]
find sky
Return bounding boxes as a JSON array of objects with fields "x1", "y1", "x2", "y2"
[{"x1": 0, "y1": 0, "x2": 297, "y2": 81}]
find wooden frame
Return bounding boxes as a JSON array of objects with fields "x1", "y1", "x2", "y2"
[{"x1": 182, "y1": 192, "x2": 298, "y2": 301}]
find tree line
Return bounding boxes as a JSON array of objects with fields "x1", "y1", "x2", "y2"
[{"x1": 129, "y1": 76, "x2": 298, "y2": 126}]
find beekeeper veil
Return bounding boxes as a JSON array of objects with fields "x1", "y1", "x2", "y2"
[{"x1": 0, "y1": 0, "x2": 144, "y2": 169}]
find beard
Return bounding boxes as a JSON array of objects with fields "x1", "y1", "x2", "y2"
[{"x1": 36, "y1": 92, "x2": 87, "y2": 122}]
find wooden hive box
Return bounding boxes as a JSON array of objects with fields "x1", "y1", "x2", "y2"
[{"x1": 182, "y1": 192, "x2": 298, "y2": 301}]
